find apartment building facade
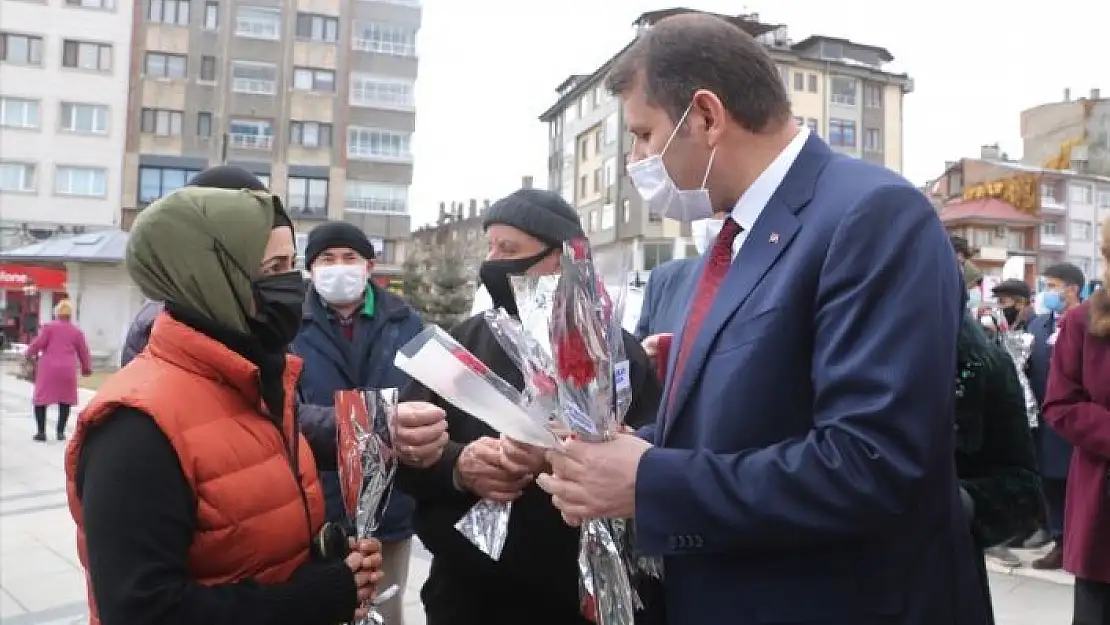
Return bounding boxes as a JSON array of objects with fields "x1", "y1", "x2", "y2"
[
  {"x1": 930, "y1": 152, "x2": 1110, "y2": 283},
  {"x1": 122, "y1": 0, "x2": 420, "y2": 276},
  {"x1": 0, "y1": 0, "x2": 134, "y2": 247},
  {"x1": 538, "y1": 8, "x2": 913, "y2": 274},
  {"x1": 1022, "y1": 88, "x2": 1109, "y2": 178}
]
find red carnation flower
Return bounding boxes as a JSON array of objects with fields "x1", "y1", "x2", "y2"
[
  {"x1": 568, "y1": 238, "x2": 590, "y2": 261},
  {"x1": 451, "y1": 348, "x2": 489, "y2": 376},
  {"x1": 580, "y1": 594, "x2": 598, "y2": 623},
  {"x1": 555, "y1": 330, "x2": 597, "y2": 387},
  {"x1": 531, "y1": 371, "x2": 557, "y2": 396}
]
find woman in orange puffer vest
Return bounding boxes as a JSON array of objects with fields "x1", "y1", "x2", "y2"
[{"x1": 65, "y1": 187, "x2": 383, "y2": 625}]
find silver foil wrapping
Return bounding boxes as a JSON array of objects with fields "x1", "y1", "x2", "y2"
[
  {"x1": 336, "y1": 388, "x2": 400, "y2": 625},
  {"x1": 1000, "y1": 331, "x2": 1039, "y2": 428}
]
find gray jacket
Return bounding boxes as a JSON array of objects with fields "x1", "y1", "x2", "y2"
[{"x1": 120, "y1": 300, "x2": 337, "y2": 468}]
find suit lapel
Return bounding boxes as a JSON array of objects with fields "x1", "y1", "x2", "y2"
[{"x1": 661, "y1": 134, "x2": 832, "y2": 442}]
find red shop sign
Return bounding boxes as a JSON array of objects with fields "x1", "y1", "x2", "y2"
[{"x1": 0, "y1": 265, "x2": 68, "y2": 291}]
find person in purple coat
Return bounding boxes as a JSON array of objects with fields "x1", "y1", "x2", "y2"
[{"x1": 25, "y1": 299, "x2": 92, "y2": 441}]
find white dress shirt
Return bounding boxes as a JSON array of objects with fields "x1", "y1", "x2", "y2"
[{"x1": 728, "y1": 127, "x2": 810, "y2": 259}]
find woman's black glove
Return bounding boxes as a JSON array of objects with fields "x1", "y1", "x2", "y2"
[{"x1": 313, "y1": 518, "x2": 356, "y2": 560}]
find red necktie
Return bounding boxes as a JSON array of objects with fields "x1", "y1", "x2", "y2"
[{"x1": 665, "y1": 217, "x2": 743, "y2": 419}]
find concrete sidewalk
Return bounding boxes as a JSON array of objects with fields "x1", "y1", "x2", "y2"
[{"x1": 0, "y1": 372, "x2": 1077, "y2": 625}]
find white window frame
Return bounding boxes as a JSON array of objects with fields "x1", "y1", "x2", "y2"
[
  {"x1": 140, "y1": 108, "x2": 184, "y2": 136},
  {"x1": 830, "y1": 75, "x2": 857, "y2": 106},
  {"x1": 1, "y1": 33, "x2": 45, "y2": 66},
  {"x1": 228, "y1": 118, "x2": 274, "y2": 150},
  {"x1": 1070, "y1": 220, "x2": 1092, "y2": 241},
  {"x1": 344, "y1": 181, "x2": 408, "y2": 214},
  {"x1": 292, "y1": 67, "x2": 335, "y2": 92},
  {"x1": 289, "y1": 120, "x2": 332, "y2": 148},
  {"x1": 1069, "y1": 184, "x2": 1093, "y2": 205},
  {"x1": 60, "y1": 102, "x2": 109, "y2": 134},
  {"x1": 235, "y1": 6, "x2": 281, "y2": 40},
  {"x1": 0, "y1": 97, "x2": 41, "y2": 129},
  {"x1": 66, "y1": 0, "x2": 116, "y2": 10},
  {"x1": 295, "y1": 13, "x2": 339, "y2": 43},
  {"x1": 203, "y1": 0, "x2": 218, "y2": 29},
  {"x1": 351, "y1": 22, "x2": 417, "y2": 57},
  {"x1": 603, "y1": 112, "x2": 618, "y2": 145},
  {"x1": 349, "y1": 73, "x2": 415, "y2": 110},
  {"x1": 145, "y1": 51, "x2": 188, "y2": 78},
  {"x1": 62, "y1": 39, "x2": 113, "y2": 72},
  {"x1": 863, "y1": 128, "x2": 882, "y2": 152},
  {"x1": 54, "y1": 165, "x2": 108, "y2": 197},
  {"x1": 287, "y1": 177, "x2": 329, "y2": 214},
  {"x1": 231, "y1": 60, "x2": 277, "y2": 94},
  {"x1": 1041, "y1": 221, "x2": 1058, "y2": 236},
  {"x1": 346, "y1": 127, "x2": 412, "y2": 162},
  {"x1": 1097, "y1": 189, "x2": 1110, "y2": 209},
  {"x1": 148, "y1": 0, "x2": 191, "y2": 26},
  {"x1": 0, "y1": 161, "x2": 37, "y2": 193}
]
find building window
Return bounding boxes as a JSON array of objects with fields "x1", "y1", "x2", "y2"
[
  {"x1": 197, "y1": 111, "x2": 212, "y2": 136},
  {"x1": 349, "y1": 74, "x2": 415, "y2": 109},
  {"x1": 829, "y1": 75, "x2": 856, "y2": 105},
  {"x1": 295, "y1": 13, "x2": 338, "y2": 43},
  {"x1": 0, "y1": 33, "x2": 44, "y2": 66},
  {"x1": 863, "y1": 128, "x2": 882, "y2": 152},
  {"x1": 66, "y1": 0, "x2": 116, "y2": 9},
  {"x1": 1097, "y1": 190, "x2": 1110, "y2": 208},
  {"x1": 1069, "y1": 256, "x2": 1093, "y2": 276},
  {"x1": 144, "y1": 51, "x2": 187, "y2": 78},
  {"x1": 287, "y1": 177, "x2": 328, "y2": 214},
  {"x1": 592, "y1": 169, "x2": 601, "y2": 193},
  {"x1": 345, "y1": 181, "x2": 408, "y2": 214},
  {"x1": 0, "y1": 97, "x2": 40, "y2": 129},
  {"x1": 1041, "y1": 221, "x2": 1058, "y2": 236},
  {"x1": 351, "y1": 22, "x2": 417, "y2": 56},
  {"x1": 1069, "y1": 184, "x2": 1093, "y2": 205},
  {"x1": 289, "y1": 120, "x2": 332, "y2": 148},
  {"x1": 62, "y1": 40, "x2": 112, "y2": 71},
  {"x1": 203, "y1": 0, "x2": 218, "y2": 29},
  {"x1": 864, "y1": 84, "x2": 883, "y2": 108},
  {"x1": 602, "y1": 157, "x2": 616, "y2": 189},
  {"x1": 971, "y1": 228, "x2": 993, "y2": 248},
  {"x1": 292, "y1": 67, "x2": 335, "y2": 92},
  {"x1": 347, "y1": 127, "x2": 412, "y2": 161},
  {"x1": 228, "y1": 119, "x2": 274, "y2": 150},
  {"x1": 643, "y1": 243, "x2": 674, "y2": 271},
  {"x1": 138, "y1": 166, "x2": 198, "y2": 203},
  {"x1": 148, "y1": 0, "x2": 190, "y2": 25},
  {"x1": 1071, "y1": 220, "x2": 1092, "y2": 241},
  {"x1": 578, "y1": 175, "x2": 587, "y2": 198},
  {"x1": 55, "y1": 166, "x2": 107, "y2": 197},
  {"x1": 199, "y1": 55, "x2": 216, "y2": 81},
  {"x1": 603, "y1": 112, "x2": 619, "y2": 144},
  {"x1": 829, "y1": 119, "x2": 856, "y2": 147},
  {"x1": 806, "y1": 118, "x2": 819, "y2": 135},
  {"x1": 793, "y1": 72, "x2": 804, "y2": 91},
  {"x1": 235, "y1": 6, "x2": 281, "y2": 40},
  {"x1": 59, "y1": 103, "x2": 108, "y2": 134},
  {"x1": 807, "y1": 73, "x2": 818, "y2": 93},
  {"x1": 0, "y1": 162, "x2": 36, "y2": 193},
  {"x1": 1041, "y1": 184, "x2": 1060, "y2": 203},
  {"x1": 777, "y1": 66, "x2": 788, "y2": 90},
  {"x1": 1007, "y1": 230, "x2": 1025, "y2": 249},
  {"x1": 600, "y1": 203, "x2": 615, "y2": 230},
  {"x1": 140, "y1": 108, "x2": 183, "y2": 136},
  {"x1": 231, "y1": 60, "x2": 277, "y2": 94}
]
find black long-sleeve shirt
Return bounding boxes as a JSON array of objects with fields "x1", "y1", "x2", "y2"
[
  {"x1": 75, "y1": 407, "x2": 358, "y2": 625},
  {"x1": 396, "y1": 315, "x2": 662, "y2": 625}
]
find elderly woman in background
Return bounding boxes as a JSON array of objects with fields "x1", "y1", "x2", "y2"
[
  {"x1": 1042, "y1": 226, "x2": 1110, "y2": 625},
  {"x1": 25, "y1": 298, "x2": 91, "y2": 441},
  {"x1": 65, "y1": 187, "x2": 382, "y2": 625}
]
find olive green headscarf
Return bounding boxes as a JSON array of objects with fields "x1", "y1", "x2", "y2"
[{"x1": 126, "y1": 187, "x2": 278, "y2": 335}]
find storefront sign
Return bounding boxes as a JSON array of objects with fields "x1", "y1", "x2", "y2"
[{"x1": 0, "y1": 265, "x2": 68, "y2": 290}]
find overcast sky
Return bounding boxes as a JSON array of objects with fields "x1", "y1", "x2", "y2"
[{"x1": 408, "y1": 0, "x2": 1100, "y2": 228}]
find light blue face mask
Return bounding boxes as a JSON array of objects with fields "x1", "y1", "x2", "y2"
[
  {"x1": 1042, "y1": 289, "x2": 1066, "y2": 314},
  {"x1": 967, "y1": 288, "x2": 983, "y2": 310}
]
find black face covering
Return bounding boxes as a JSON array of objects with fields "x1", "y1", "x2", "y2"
[
  {"x1": 1002, "y1": 306, "x2": 1019, "y2": 326},
  {"x1": 249, "y1": 271, "x2": 307, "y2": 351},
  {"x1": 478, "y1": 248, "x2": 552, "y2": 318}
]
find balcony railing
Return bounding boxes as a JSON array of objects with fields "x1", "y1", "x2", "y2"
[
  {"x1": 1041, "y1": 195, "x2": 1066, "y2": 212},
  {"x1": 228, "y1": 133, "x2": 273, "y2": 150},
  {"x1": 1040, "y1": 233, "x2": 1066, "y2": 248},
  {"x1": 351, "y1": 38, "x2": 416, "y2": 57}
]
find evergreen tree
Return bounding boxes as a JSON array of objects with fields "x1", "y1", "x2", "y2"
[
  {"x1": 430, "y1": 244, "x2": 472, "y2": 328},
  {"x1": 401, "y1": 252, "x2": 429, "y2": 318}
]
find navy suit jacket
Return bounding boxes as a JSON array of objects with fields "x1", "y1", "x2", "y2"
[
  {"x1": 633, "y1": 136, "x2": 989, "y2": 625},
  {"x1": 634, "y1": 257, "x2": 702, "y2": 340},
  {"x1": 1027, "y1": 312, "x2": 1073, "y2": 478}
]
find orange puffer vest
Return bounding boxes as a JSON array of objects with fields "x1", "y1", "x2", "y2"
[{"x1": 64, "y1": 313, "x2": 326, "y2": 625}]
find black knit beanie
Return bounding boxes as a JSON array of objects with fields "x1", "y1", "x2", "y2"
[
  {"x1": 482, "y1": 188, "x2": 583, "y2": 247},
  {"x1": 305, "y1": 221, "x2": 376, "y2": 267}
]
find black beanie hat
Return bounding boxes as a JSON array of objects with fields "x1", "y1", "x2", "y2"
[
  {"x1": 188, "y1": 165, "x2": 292, "y2": 229},
  {"x1": 482, "y1": 188, "x2": 583, "y2": 247},
  {"x1": 305, "y1": 221, "x2": 376, "y2": 268}
]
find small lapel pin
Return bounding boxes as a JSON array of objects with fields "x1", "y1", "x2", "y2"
[{"x1": 769, "y1": 232, "x2": 780, "y2": 244}]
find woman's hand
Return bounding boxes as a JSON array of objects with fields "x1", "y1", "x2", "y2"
[{"x1": 345, "y1": 538, "x2": 384, "y2": 618}]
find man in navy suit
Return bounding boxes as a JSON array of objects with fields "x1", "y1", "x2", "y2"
[
  {"x1": 538, "y1": 13, "x2": 989, "y2": 625},
  {"x1": 634, "y1": 257, "x2": 700, "y2": 340}
]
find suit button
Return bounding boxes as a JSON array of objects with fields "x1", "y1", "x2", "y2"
[
  {"x1": 668, "y1": 535, "x2": 680, "y2": 550},
  {"x1": 693, "y1": 534, "x2": 704, "y2": 548}
]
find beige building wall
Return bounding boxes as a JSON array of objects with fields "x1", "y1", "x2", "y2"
[{"x1": 882, "y1": 84, "x2": 903, "y2": 173}]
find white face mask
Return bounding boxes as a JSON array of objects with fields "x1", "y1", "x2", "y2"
[
  {"x1": 691, "y1": 217, "x2": 725, "y2": 255},
  {"x1": 312, "y1": 263, "x2": 367, "y2": 305},
  {"x1": 626, "y1": 102, "x2": 716, "y2": 223}
]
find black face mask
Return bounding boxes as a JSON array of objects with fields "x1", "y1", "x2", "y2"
[
  {"x1": 249, "y1": 271, "x2": 306, "y2": 351},
  {"x1": 478, "y1": 248, "x2": 552, "y2": 318},
  {"x1": 1002, "y1": 306, "x2": 1019, "y2": 326}
]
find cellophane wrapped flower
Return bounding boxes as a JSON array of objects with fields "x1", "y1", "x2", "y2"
[
  {"x1": 999, "y1": 329, "x2": 1039, "y2": 428},
  {"x1": 549, "y1": 238, "x2": 653, "y2": 625},
  {"x1": 335, "y1": 388, "x2": 400, "y2": 625}
]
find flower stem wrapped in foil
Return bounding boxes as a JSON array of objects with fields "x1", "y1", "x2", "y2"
[
  {"x1": 549, "y1": 238, "x2": 649, "y2": 625},
  {"x1": 335, "y1": 388, "x2": 400, "y2": 625},
  {"x1": 999, "y1": 330, "x2": 1039, "y2": 428}
]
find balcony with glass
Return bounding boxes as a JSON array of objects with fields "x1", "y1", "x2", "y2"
[{"x1": 1040, "y1": 183, "x2": 1066, "y2": 213}]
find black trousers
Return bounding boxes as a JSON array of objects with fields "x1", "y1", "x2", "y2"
[
  {"x1": 1043, "y1": 477, "x2": 1068, "y2": 544},
  {"x1": 33, "y1": 404, "x2": 71, "y2": 434},
  {"x1": 1075, "y1": 578, "x2": 1110, "y2": 625}
]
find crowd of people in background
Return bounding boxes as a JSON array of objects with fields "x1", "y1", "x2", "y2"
[{"x1": 12, "y1": 12, "x2": 1110, "y2": 625}]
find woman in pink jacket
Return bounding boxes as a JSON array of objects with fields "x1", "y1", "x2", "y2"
[{"x1": 25, "y1": 299, "x2": 91, "y2": 441}]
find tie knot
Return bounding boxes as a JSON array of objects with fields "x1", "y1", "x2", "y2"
[{"x1": 712, "y1": 217, "x2": 742, "y2": 254}]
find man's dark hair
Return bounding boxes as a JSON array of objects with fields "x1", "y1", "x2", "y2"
[
  {"x1": 605, "y1": 13, "x2": 791, "y2": 132},
  {"x1": 949, "y1": 235, "x2": 972, "y2": 258},
  {"x1": 1043, "y1": 262, "x2": 1086, "y2": 289}
]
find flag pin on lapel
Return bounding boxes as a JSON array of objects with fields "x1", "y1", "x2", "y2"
[{"x1": 769, "y1": 232, "x2": 780, "y2": 244}]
